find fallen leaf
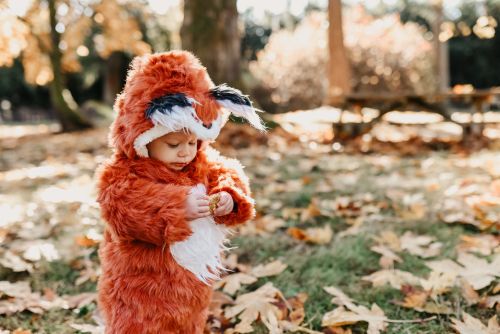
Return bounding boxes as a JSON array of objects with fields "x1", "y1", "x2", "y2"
[
  {"x1": 213, "y1": 273, "x2": 257, "y2": 295},
  {"x1": 451, "y1": 313, "x2": 499, "y2": 334},
  {"x1": 69, "y1": 323, "x2": 104, "y2": 334},
  {"x1": 399, "y1": 232, "x2": 442, "y2": 258},
  {"x1": 322, "y1": 286, "x2": 388, "y2": 334},
  {"x1": 287, "y1": 225, "x2": 333, "y2": 245},
  {"x1": 426, "y1": 253, "x2": 500, "y2": 290},
  {"x1": 0, "y1": 251, "x2": 34, "y2": 272},
  {"x1": 75, "y1": 235, "x2": 99, "y2": 247},
  {"x1": 251, "y1": 260, "x2": 288, "y2": 278},
  {"x1": 224, "y1": 283, "x2": 284, "y2": 334},
  {"x1": 362, "y1": 269, "x2": 420, "y2": 289},
  {"x1": 457, "y1": 235, "x2": 500, "y2": 256},
  {"x1": 459, "y1": 279, "x2": 480, "y2": 305},
  {"x1": 300, "y1": 198, "x2": 322, "y2": 222},
  {"x1": 321, "y1": 305, "x2": 387, "y2": 334},
  {"x1": 370, "y1": 246, "x2": 402, "y2": 269}
]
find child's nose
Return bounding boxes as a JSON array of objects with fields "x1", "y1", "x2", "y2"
[{"x1": 178, "y1": 147, "x2": 188, "y2": 157}]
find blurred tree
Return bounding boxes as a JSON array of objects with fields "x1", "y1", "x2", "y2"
[
  {"x1": 398, "y1": 0, "x2": 499, "y2": 89},
  {"x1": 432, "y1": 0, "x2": 450, "y2": 92},
  {"x1": 327, "y1": 0, "x2": 351, "y2": 104},
  {"x1": 181, "y1": 0, "x2": 241, "y2": 87},
  {"x1": 0, "y1": 0, "x2": 151, "y2": 131}
]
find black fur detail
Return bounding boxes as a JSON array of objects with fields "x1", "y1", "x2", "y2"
[
  {"x1": 210, "y1": 84, "x2": 251, "y2": 106},
  {"x1": 145, "y1": 93, "x2": 193, "y2": 118}
]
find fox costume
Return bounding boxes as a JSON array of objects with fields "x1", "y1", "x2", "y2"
[{"x1": 96, "y1": 51, "x2": 265, "y2": 333}]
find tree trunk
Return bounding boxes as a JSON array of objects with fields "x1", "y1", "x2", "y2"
[
  {"x1": 47, "y1": 0, "x2": 91, "y2": 131},
  {"x1": 180, "y1": 0, "x2": 241, "y2": 88},
  {"x1": 104, "y1": 51, "x2": 127, "y2": 106},
  {"x1": 432, "y1": 0, "x2": 449, "y2": 93},
  {"x1": 327, "y1": 0, "x2": 352, "y2": 105}
]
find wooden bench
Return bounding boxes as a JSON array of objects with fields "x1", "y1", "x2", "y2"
[{"x1": 331, "y1": 88, "x2": 500, "y2": 141}]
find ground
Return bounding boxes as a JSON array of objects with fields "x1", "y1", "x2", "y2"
[{"x1": 0, "y1": 122, "x2": 498, "y2": 334}]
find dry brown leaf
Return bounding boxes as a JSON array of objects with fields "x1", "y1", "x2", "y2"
[
  {"x1": 238, "y1": 214, "x2": 286, "y2": 236},
  {"x1": 281, "y1": 321, "x2": 323, "y2": 333},
  {"x1": 213, "y1": 273, "x2": 257, "y2": 296},
  {"x1": 480, "y1": 294, "x2": 500, "y2": 309},
  {"x1": 426, "y1": 253, "x2": 500, "y2": 290},
  {"x1": 372, "y1": 231, "x2": 441, "y2": 260},
  {"x1": 370, "y1": 245, "x2": 402, "y2": 269},
  {"x1": 419, "y1": 271, "x2": 457, "y2": 297},
  {"x1": 0, "y1": 281, "x2": 32, "y2": 298},
  {"x1": 321, "y1": 305, "x2": 387, "y2": 334},
  {"x1": 75, "y1": 235, "x2": 99, "y2": 247},
  {"x1": 207, "y1": 290, "x2": 234, "y2": 329},
  {"x1": 397, "y1": 289, "x2": 428, "y2": 309},
  {"x1": 457, "y1": 235, "x2": 500, "y2": 256},
  {"x1": 362, "y1": 269, "x2": 420, "y2": 289},
  {"x1": 251, "y1": 260, "x2": 288, "y2": 278},
  {"x1": 373, "y1": 231, "x2": 401, "y2": 252},
  {"x1": 64, "y1": 292, "x2": 97, "y2": 309},
  {"x1": 459, "y1": 279, "x2": 480, "y2": 305},
  {"x1": 0, "y1": 251, "x2": 34, "y2": 272},
  {"x1": 300, "y1": 198, "x2": 322, "y2": 222},
  {"x1": 12, "y1": 329, "x2": 31, "y2": 334},
  {"x1": 399, "y1": 232, "x2": 442, "y2": 258},
  {"x1": 396, "y1": 287, "x2": 453, "y2": 314},
  {"x1": 287, "y1": 225, "x2": 333, "y2": 245},
  {"x1": 287, "y1": 293, "x2": 307, "y2": 325},
  {"x1": 69, "y1": 323, "x2": 104, "y2": 334},
  {"x1": 224, "y1": 282, "x2": 283, "y2": 334},
  {"x1": 451, "y1": 313, "x2": 499, "y2": 334},
  {"x1": 0, "y1": 280, "x2": 69, "y2": 315},
  {"x1": 322, "y1": 286, "x2": 388, "y2": 334}
]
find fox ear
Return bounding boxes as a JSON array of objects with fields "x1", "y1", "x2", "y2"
[{"x1": 210, "y1": 84, "x2": 266, "y2": 131}]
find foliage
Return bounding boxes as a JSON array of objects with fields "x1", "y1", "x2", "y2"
[
  {"x1": 250, "y1": 9, "x2": 438, "y2": 113},
  {"x1": 0, "y1": 0, "x2": 151, "y2": 86},
  {"x1": 0, "y1": 121, "x2": 499, "y2": 333}
]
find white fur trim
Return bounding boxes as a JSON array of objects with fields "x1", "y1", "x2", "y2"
[
  {"x1": 133, "y1": 125, "x2": 172, "y2": 158},
  {"x1": 217, "y1": 100, "x2": 266, "y2": 131},
  {"x1": 133, "y1": 106, "x2": 227, "y2": 157},
  {"x1": 170, "y1": 184, "x2": 230, "y2": 285}
]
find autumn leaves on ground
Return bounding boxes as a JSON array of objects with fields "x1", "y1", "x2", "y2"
[{"x1": 0, "y1": 122, "x2": 499, "y2": 334}]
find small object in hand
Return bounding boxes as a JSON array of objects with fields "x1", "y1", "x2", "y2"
[{"x1": 209, "y1": 193, "x2": 221, "y2": 215}]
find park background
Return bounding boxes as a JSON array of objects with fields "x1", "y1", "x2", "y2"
[{"x1": 0, "y1": 0, "x2": 499, "y2": 333}]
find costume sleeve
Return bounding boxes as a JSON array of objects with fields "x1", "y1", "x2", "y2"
[
  {"x1": 97, "y1": 165, "x2": 191, "y2": 246},
  {"x1": 205, "y1": 148, "x2": 255, "y2": 226}
]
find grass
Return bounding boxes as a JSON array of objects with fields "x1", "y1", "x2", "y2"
[{"x1": 1, "y1": 126, "x2": 498, "y2": 333}]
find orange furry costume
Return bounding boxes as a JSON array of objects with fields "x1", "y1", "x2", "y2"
[{"x1": 96, "y1": 51, "x2": 265, "y2": 333}]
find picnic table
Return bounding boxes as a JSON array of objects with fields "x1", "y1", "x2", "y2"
[{"x1": 331, "y1": 88, "x2": 500, "y2": 141}]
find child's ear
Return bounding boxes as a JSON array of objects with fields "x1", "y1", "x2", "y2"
[{"x1": 210, "y1": 84, "x2": 266, "y2": 131}]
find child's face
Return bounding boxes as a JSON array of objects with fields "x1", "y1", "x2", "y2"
[{"x1": 147, "y1": 131, "x2": 198, "y2": 171}]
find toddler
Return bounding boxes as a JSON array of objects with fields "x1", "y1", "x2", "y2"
[{"x1": 96, "y1": 51, "x2": 265, "y2": 333}]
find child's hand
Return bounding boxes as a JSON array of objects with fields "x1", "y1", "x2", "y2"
[
  {"x1": 211, "y1": 191, "x2": 234, "y2": 216},
  {"x1": 185, "y1": 188, "x2": 210, "y2": 220}
]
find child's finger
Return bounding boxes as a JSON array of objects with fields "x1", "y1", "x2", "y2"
[
  {"x1": 215, "y1": 202, "x2": 230, "y2": 215},
  {"x1": 198, "y1": 202, "x2": 209, "y2": 209},
  {"x1": 198, "y1": 205, "x2": 209, "y2": 213},
  {"x1": 197, "y1": 210, "x2": 210, "y2": 218},
  {"x1": 218, "y1": 196, "x2": 228, "y2": 205},
  {"x1": 197, "y1": 199, "x2": 209, "y2": 206}
]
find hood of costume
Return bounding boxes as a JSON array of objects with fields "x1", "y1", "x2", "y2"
[{"x1": 109, "y1": 50, "x2": 265, "y2": 158}]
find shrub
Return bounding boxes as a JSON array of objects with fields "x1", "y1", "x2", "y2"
[{"x1": 250, "y1": 9, "x2": 438, "y2": 112}]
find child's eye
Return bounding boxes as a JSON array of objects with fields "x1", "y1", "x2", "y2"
[
  {"x1": 189, "y1": 141, "x2": 196, "y2": 146},
  {"x1": 167, "y1": 143, "x2": 179, "y2": 148}
]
